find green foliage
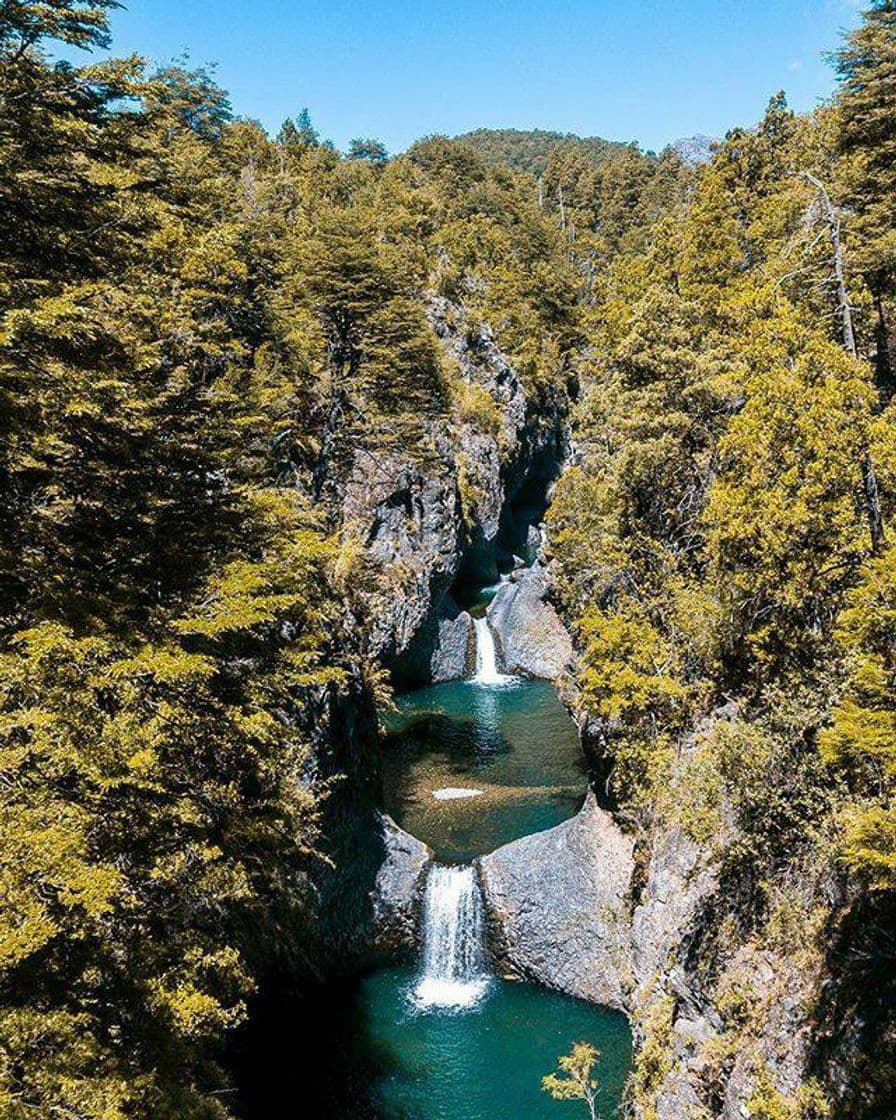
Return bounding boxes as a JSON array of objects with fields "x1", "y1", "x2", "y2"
[
  {"x1": 821, "y1": 543, "x2": 896, "y2": 886},
  {"x1": 625, "y1": 996, "x2": 675, "y2": 1120},
  {"x1": 0, "y1": 0, "x2": 120, "y2": 53},
  {"x1": 577, "y1": 598, "x2": 688, "y2": 802},
  {"x1": 347, "y1": 136, "x2": 388, "y2": 163},
  {"x1": 746, "y1": 1069, "x2": 830, "y2": 1120},
  {"x1": 704, "y1": 316, "x2": 875, "y2": 679},
  {"x1": 548, "y1": 77, "x2": 892, "y2": 829},
  {"x1": 835, "y1": 2, "x2": 896, "y2": 283},
  {"x1": 542, "y1": 1041, "x2": 603, "y2": 1120},
  {"x1": 0, "y1": 6, "x2": 586, "y2": 1113},
  {"x1": 457, "y1": 127, "x2": 630, "y2": 178},
  {"x1": 450, "y1": 378, "x2": 503, "y2": 438}
]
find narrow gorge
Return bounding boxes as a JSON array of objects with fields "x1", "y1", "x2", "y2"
[
  {"x1": 235, "y1": 539, "x2": 634, "y2": 1119},
  {"x1": 229, "y1": 289, "x2": 893, "y2": 1120}
]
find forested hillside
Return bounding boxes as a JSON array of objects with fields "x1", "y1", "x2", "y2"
[
  {"x1": 455, "y1": 127, "x2": 630, "y2": 177},
  {"x1": 542, "y1": 12, "x2": 896, "y2": 1116},
  {"x1": 2, "y1": 0, "x2": 896, "y2": 1118}
]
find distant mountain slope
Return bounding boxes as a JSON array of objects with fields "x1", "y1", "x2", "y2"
[
  {"x1": 455, "y1": 128, "x2": 633, "y2": 177},
  {"x1": 670, "y1": 134, "x2": 716, "y2": 166}
]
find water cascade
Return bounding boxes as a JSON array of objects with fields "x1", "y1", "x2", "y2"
[
  {"x1": 412, "y1": 865, "x2": 491, "y2": 1010},
  {"x1": 473, "y1": 616, "x2": 513, "y2": 686},
  {"x1": 239, "y1": 588, "x2": 634, "y2": 1119}
]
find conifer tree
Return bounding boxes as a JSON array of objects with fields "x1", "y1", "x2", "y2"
[{"x1": 835, "y1": 0, "x2": 896, "y2": 389}]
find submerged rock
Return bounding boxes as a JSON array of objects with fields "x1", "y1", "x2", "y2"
[
  {"x1": 371, "y1": 814, "x2": 432, "y2": 955},
  {"x1": 487, "y1": 562, "x2": 574, "y2": 681},
  {"x1": 479, "y1": 792, "x2": 634, "y2": 1009}
]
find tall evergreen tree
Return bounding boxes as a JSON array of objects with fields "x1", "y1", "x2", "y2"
[{"x1": 835, "y1": 0, "x2": 896, "y2": 389}]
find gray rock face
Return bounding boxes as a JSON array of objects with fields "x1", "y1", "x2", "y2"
[
  {"x1": 631, "y1": 825, "x2": 719, "y2": 1006},
  {"x1": 627, "y1": 824, "x2": 724, "y2": 1119},
  {"x1": 487, "y1": 562, "x2": 575, "y2": 681},
  {"x1": 622, "y1": 715, "x2": 824, "y2": 1119},
  {"x1": 371, "y1": 813, "x2": 432, "y2": 954},
  {"x1": 479, "y1": 792, "x2": 635, "y2": 1009},
  {"x1": 342, "y1": 452, "x2": 461, "y2": 685},
  {"x1": 431, "y1": 605, "x2": 473, "y2": 681},
  {"x1": 394, "y1": 592, "x2": 473, "y2": 685}
]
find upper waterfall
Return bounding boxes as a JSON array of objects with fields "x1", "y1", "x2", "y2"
[{"x1": 473, "y1": 616, "x2": 514, "y2": 686}]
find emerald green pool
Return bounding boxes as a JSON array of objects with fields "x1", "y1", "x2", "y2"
[
  {"x1": 237, "y1": 967, "x2": 632, "y2": 1120},
  {"x1": 382, "y1": 678, "x2": 587, "y2": 861}
]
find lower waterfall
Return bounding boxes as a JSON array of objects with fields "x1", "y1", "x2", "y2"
[
  {"x1": 412, "y1": 864, "x2": 491, "y2": 1011},
  {"x1": 237, "y1": 630, "x2": 634, "y2": 1119}
]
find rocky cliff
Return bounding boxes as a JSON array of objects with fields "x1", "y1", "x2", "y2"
[
  {"x1": 471, "y1": 559, "x2": 874, "y2": 1120},
  {"x1": 311, "y1": 300, "x2": 572, "y2": 967},
  {"x1": 487, "y1": 560, "x2": 575, "y2": 681},
  {"x1": 476, "y1": 716, "x2": 835, "y2": 1119},
  {"x1": 340, "y1": 296, "x2": 568, "y2": 688}
]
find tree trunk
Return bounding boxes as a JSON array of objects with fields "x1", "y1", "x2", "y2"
[
  {"x1": 801, "y1": 171, "x2": 885, "y2": 552},
  {"x1": 871, "y1": 273, "x2": 894, "y2": 400}
]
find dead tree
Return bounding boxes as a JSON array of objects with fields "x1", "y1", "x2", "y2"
[{"x1": 801, "y1": 171, "x2": 885, "y2": 552}]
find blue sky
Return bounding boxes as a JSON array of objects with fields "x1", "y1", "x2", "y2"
[{"x1": 78, "y1": 0, "x2": 863, "y2": 154}]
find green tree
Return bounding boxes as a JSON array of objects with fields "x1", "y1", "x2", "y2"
[
  {"x1": 704, "y1": 314, "x2": 875, "y2": 683},
  {"x1": 835, "y1": 0, "x2": 896, "y2": 390},
  {"x1": 542, "y1": 1042, "x2": 603, "y2": 1120},
  {"x1": 820, "y1": 543, "x2": 896, "y2": 888},
  {"x1": 348, "y1": 136, "x2": 388, "y2": 163},
  {"x1": 0, "y1": 0, "x2": 119, "y2": 54}
]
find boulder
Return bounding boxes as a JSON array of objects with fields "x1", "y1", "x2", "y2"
[
  {"x1": 487, "y1": 562, "x2": 574, "y2": 681},
  {"x1": 479, "y1": 792, "x2": 635, "y2": 1009},
  {"x1": 431, "y1": 606, "x2": 474, "y2": 681},
  {"x1": 371, "y1": 814, "x2": 432, "y2": 954},
  {"x1": 391, "y1": 592, "x2": 473, "y2": 685}
]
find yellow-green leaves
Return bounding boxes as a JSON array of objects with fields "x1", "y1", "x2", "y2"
[
  {"x1": 542, "y1": 1041, "x2": 602, "y2": 1119},
  {"x1": 576, "y1": 599, "x2": 689, "y2": 802},
  {"x1": 821, "y1": 544, "x2": 896, "y2": 887},
  {"x1": 578, "y1": 603, "x2": 687, "y2": 723},
  {"x1": 704, "y1": 321, "x2": 875, "y2": 673}
]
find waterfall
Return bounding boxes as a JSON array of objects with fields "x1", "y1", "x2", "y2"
[
  {"x1": 473, "y1": 616, "x2": 512, "y2": 686},
  {"x1": 412, "y1": 865, "x2": 491, "y2": 1010}
]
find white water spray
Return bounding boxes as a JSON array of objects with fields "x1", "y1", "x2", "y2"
[
  {"x1": 473, "y1": 616, "x2": 513, "y2": 686},
  {"x1": 412, "y1": 865, "x2": 491, "y2": 1010}
]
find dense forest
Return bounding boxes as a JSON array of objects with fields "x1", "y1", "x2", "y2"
[{"x1": 2, "y1": 1, "x2": 896, "y2": 1118}]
